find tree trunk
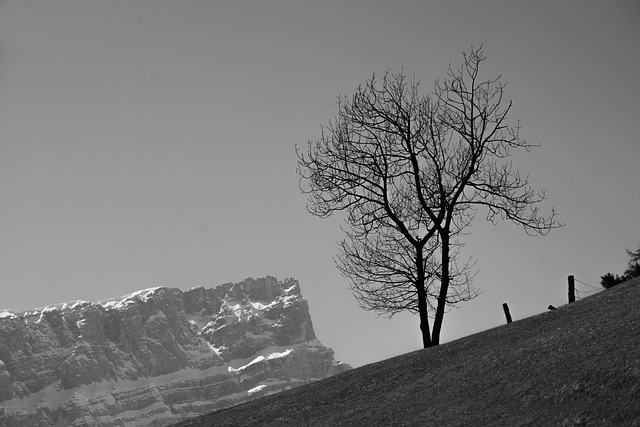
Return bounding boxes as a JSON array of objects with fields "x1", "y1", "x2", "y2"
[
  {"x1": 431, "y1": 230, "x2": 450, "y2": 345},
  {"x1": 415, "y1": 245, "x2": 432, "y2": 348},
  {"x1": 417, "y1": 284, "x2": 432, "y2": 348}
]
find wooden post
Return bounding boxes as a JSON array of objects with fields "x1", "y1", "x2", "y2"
[
  {"x1": 568, "y1": 275, "x2": 575, "y2": 303},
  {"x1": 502, "y1": 303, "x2": 512, "y2": 324}
]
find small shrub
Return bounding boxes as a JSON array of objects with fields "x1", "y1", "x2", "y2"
[
  {"x1": 601, "y1": 245, "x2": 640, "y2": 289},
  {"x1": 600, "y1": 273, "x2": 627, "y2": 289}
]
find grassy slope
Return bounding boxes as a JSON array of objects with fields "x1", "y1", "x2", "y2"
[{"x1": 178, "y1": 277, "x2": 640, "y2": 426}]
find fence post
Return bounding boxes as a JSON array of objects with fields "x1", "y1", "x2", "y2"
[
  {"x1": 568, "y1": 275, "x2": 575, "y2": 303},
  {"x1": 502, "y1": 303, "x2": 512, "y2": 324}
]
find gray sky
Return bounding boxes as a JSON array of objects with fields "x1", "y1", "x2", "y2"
[{"x1": 1, "y1": 0, "x2": 638, "y2": 367}]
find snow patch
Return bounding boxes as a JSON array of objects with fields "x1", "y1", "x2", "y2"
[
  {"x1": 61, "y1": 300, "x2": 90, "y2": 311},
  {"x1": 250, "y1": 301, "x2": 273, "y2": 310},
  {"x1": 247, "y1": 384, "x2": 267, "y2": 395},
  {"x1": 99, "y1": 287, "x2": 163, "y2": 310},
  {"x1": 207, "y1": 342, "x2": 222, "y2": 356},
  {"x1": 281, "y1": 295, "x2": 298, "y2": 308},
  {"x1": 267, "y1": 349, "x2": 292, "y2": 360},
  {"x1": 285, "y1": 285, "x2": 298, "y2": 294},
  {"x1": 228, "y1": 349, "x2": 293, "y2": 373}
]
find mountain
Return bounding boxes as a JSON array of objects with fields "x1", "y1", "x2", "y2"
[
  {"x1": 0, "y1": 276, "x2": 350, "y2": 426},
  {"x1": 179, "y1": 276, "x2": 640, "y2": 426}
]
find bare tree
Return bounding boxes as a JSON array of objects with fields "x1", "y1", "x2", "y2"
[{"x1": 297, "y1": 46, "x2": 561, "y2": 348}]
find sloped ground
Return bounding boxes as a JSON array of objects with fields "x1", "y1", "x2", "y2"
[{"x1": 177, "y1": 277, "x2": 640, "y2": 426}]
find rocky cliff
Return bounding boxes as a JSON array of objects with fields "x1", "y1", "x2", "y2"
[{"x1": 0, "y1": 276, "x2": 350, "y2": 426}]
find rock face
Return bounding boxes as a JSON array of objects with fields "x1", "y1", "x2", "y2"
[{"x1": 0, "y1": 276, "x2": 350, "y2": 426}]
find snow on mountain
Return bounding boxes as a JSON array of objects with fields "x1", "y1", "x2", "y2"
[{"x1": 0, "y1": 276, "x2": 350, "y2": 426}]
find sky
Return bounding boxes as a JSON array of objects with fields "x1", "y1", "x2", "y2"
[{"x1": 0, "y1": 0, "x2": 638, "y2": 368}]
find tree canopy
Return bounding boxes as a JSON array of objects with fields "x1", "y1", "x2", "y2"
[{"x1": 297, "y1": 46, "x2": 562, "y2": 347}]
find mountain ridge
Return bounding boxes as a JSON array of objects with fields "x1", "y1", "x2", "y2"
[{"x1": 0, "y1": 276, "x2": 350, "y2": 426}]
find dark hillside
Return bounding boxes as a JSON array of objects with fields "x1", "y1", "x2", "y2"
[{"x1": 177, "y1": 277, "x2": 640, "y2": 426}]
